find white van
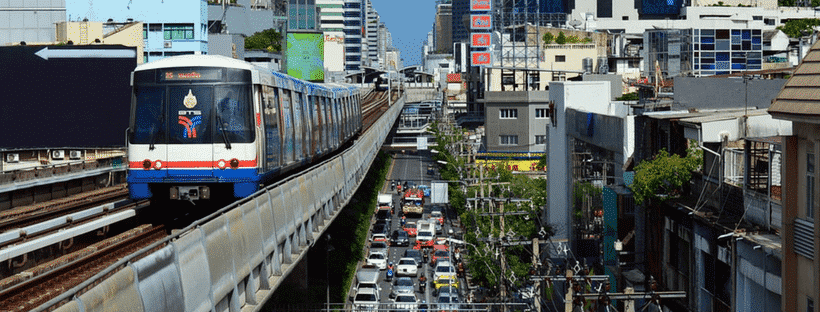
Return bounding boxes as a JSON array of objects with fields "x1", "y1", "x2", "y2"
[{"x1": 416, "y1": 221, "x2": 435, "y2": 243}]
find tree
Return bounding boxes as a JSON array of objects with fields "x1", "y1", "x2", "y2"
[
  {"x1": 543, "y1": 32, "x2": 554, "y2": 45},
  {"x1": 630, "y1": 144, "x2": 702, "y2": 206},
  {"x1": 245, "y1": 28, "x2": 282, "y2": 52},
  {"x1": 776, "y1": 19, "x2": 820, "y2": 38},
  {"x1": 555, "y1": 31, "x2": 567, "y2": 44}
]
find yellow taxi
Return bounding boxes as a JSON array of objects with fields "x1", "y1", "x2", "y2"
[{"x1": 433, "y1": 275, "x2": 459, "y2": 290}]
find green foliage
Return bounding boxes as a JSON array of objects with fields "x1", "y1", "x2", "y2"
[
  {"x1": 245, "y1": 28, "x2": 282, "y2": 52},
  {"x1": 630, "y1": 142, "x2": 703, "y2": 206},
  {"x1": 543, "y1": 32, "x2": 554, "y2": 45},
  {"x1": 778, "y1": 0, "x2": 819, "y2": 6},
  {"x1": 776, "y1": 19, "x2": 820, "y2": 38},
  {"x1": 555, "y1": 31, "x2": 567, "y2": 44},
  {"x1": 616, "y1": 92, "x2": 639, "y2": 101}
]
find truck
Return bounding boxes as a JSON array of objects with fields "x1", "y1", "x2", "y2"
[
  {"x1": 377, "y1": 193, "x2": 393, "y2": 212},
  {"x1": 401, "y1": 187, "x2": 425, "y2": 216}
]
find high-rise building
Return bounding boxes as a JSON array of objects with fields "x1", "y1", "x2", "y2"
[
  {"x1": 1, "y1": 0, "x2": 66, "y2": 44},
  {"x1": 288, "y1": 0, "x2": 319, "y2": 30},
  {"x1": 343, "y1": 0, "x2": 363, "y2": 71},
  {"x1": 435, "y1": 2, "x2": 452, "y2": 54},
  {"x1": 318, "y1": 0, "x2": 345, "y2": 73},
  {"x1": 365, "y1": 2, "x2": 379, "y2": 67}
]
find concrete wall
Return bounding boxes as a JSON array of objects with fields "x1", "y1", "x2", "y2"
[
  {"x1": 56, "y1": 21, "x2": 103, "y2": 44},
  {"x1": 484, "y1": 91, "x2": 550, "y2": 152},
  {"x1": 0, "y1": 0, "x2": 66, "y2": 45},
  {"x1": 582, "y1": 74, "x2": 623, "y2": 100},
  {"x1": 547, "y1": 81, "x2": 611, "y2": 250},
  {"x1": 735, "y1": 238, "x2": 782, "y2": 312},
  {"x1": 674, "y1": 76, "x2": 786, "y2": 110},
  {"x1": 208, "y1": 33, "x2": 245, "y2": 59}
]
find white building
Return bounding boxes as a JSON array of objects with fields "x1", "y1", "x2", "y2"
[{"x1": 318, "y1": 0, "x2": 346, "y2": 74}]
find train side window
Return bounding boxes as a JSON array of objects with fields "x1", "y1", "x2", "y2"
[
  {"x1": 215, "y1": 85, "x2": 254, "y2": 143},
  {"x1": 132, "y1": 86, "x2": 166, "y2": 144}
]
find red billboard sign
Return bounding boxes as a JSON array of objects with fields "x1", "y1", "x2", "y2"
[
  {"x1": 471, "y1": 33, "x2": 491, "y2": 47},
  {"x1": 470, "y1": 15, "x2": 492, "y2": 30},
  {"x1": 471, "y1": 52, "x2": 491, "y2": 66},
  {"x1": 470, "y1": 0, "x2": 492, "y2": 10}
]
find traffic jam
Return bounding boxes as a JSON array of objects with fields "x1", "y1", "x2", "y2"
[{"x1": 351, "y1": 176, "x2": 468, "y2": 312}]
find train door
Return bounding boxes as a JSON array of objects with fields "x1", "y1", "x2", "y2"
[
  {"x1": 311, "y1": 94, "x2": 321, "y2": 155},
  {"x1": 323, "y1": 96, "x2": 330, "y2": 151},
  {"x1": 167, "y1": 86, "x2": 214, "y2": 178},
  {"x1": 262, "y1": 86, "x2": 280, "y2": 172},
  {"x1": 280, "y1": 89, "x2": 295, "y2": 165},
  {"x1": 303, "y1": 92, "x2": 313, "y2": 158},
  {"x1": 291, "y1": 91, "x2": 304, "y2": 162},
  {"x1": 331, "y1": 98, "x2": 340, "y2": 149}
]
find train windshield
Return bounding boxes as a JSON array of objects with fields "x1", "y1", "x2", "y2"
[{"x1": 131, "y1": 68, "x2": 253, "y2": 145}]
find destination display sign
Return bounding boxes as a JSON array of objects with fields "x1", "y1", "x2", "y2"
[{"x1": 159, "y1": 69, "x2": 223, "y2": 81}]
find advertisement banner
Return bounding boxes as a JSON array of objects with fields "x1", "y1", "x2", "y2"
[
  {"x1": 470, "y1": 0, "x2": 492, "y2": 10},
  {"x1": 470, "y1": 15, "x2": 492, "y2": 30},
  {"x1": 476, "y1": 159, "x2": 547, "y2": 172},
  {"x1": 471, "y1": 51, "x2": 491, "y2": 66},
  {"x1": 287, "y1": 32, "x2": 325, "y2": 81},
  {"x1": 471, "y1": 33, "x2": 491, "y2": 47}
]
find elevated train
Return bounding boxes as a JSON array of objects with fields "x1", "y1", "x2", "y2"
[{"x1": 127, "y1": 55, "x2": 363, "y2": 201}]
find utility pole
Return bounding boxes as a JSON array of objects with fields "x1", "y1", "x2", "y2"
[{"x1": 532, "y1": 238, "x2": 541, "y2": 312}]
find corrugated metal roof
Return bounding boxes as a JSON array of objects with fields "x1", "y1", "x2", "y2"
[{"x1": 770, "y1": 39, "x2": 820, "y2": 117}]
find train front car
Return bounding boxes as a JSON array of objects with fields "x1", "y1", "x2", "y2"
[{"x1": 127, "y1": 55, "x2": 260, "y2": 202}]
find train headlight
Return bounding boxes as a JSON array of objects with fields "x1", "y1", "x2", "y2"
[
  {"x1": 229, "y1": 158, "x2": 239, "y2": 169},
  {"x1": 217, "y1": 159, "x2": 227, "y2": 170},
  {"x1": 154, "y1": 160, "x2": 163, "y2": 170},
  {"x1": 142, "y1": 159, "x2": 151, "y2": 170}
]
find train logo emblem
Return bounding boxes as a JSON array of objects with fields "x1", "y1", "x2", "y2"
[
  {"x1": 183, "y1": 89, "x2": 197, "y2": 109},
  {"x1": 178, "y1": 115, "x2": 201, "y2": 139}
]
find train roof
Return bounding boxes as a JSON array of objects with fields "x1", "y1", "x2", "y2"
[{"x1": 135, "y1": 54, "x2": 256, "y2": 72}]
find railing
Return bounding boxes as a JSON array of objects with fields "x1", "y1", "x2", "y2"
[{"x1": 35, "y1": 95, "x2": 406, "y2": 312}]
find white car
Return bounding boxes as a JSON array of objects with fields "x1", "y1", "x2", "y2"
[
  {"x1": 433, "y1": 260, "x2": 457, "y2": 281},
  {"x1": 367, "y1": 251, "x2": 387, "y2": 270},
  {"x1": 393, "y1": 293, "x2": 419, "y2": 312},
  {"x1": 396, "y1": 257, "x2": 418, "y2": 277},
  {"x1": 353, "y1": 287, "x2": 380, "y2": 312}
]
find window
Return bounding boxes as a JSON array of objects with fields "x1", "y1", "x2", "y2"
[
  {"x1": 500, "y1": 109, "x2": 517, "y2": 119},
  {"x1": 628, "y1": 59, "x2": 640, "y2": 68},
  {"x1": 808, "y1": 142, "x2": 815, "y2": 220},
  {"x1": 555, "y1": 55, "x2": 566, "y2": 62},
  {"x1": 164, "y1": 24, "x2": 194, "y2": 40},
  {"x1": 622, "y1": 16, "x2": 629, "y2": 20},
  {"x1": 808, "y1": 298, "x2": 814, "y2": 312},
  {"x1": 535, "y1": 135, "x2": 546, "y2": 144},
  {"x1": 143, "y1": 24, "x2": 147, "y2": 39},
  {"x1": 535, "y1": 108, "x2": 548, "y2": 119},
  {"x1": 500, "y1": 135, "x2": 518, "y2": 145}
]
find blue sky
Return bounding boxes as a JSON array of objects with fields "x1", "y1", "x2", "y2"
[{"x1": 370, "y1": 0, "x2": 437, "y2": 67}]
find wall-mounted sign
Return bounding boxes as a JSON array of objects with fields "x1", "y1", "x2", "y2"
[
  {"x1": 470, "y1": 0, "x2": 492, "y2": 10},
  {"x1": 471, "y1": 33, "x2": 491, "y2": 47},
  {"x1": 471, "y1": 52, "x2": 491, "y2": 66},
  {"x1": 470, "y1": 15, "x2": 492, "y2": 30}
]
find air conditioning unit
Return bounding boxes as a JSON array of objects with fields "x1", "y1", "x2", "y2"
[
  {"x1": 6, "y1": 153, "x2": 19, "y2": 163},
  {"x1": 163, "y1": 41, "x2": 172, "y2": 48},
  {"x1": 53, "y1": 150, "x2": 65, "y2": 159},
  {"x1": 69, "y1": 150, "x2": 82, "y2": 160}
]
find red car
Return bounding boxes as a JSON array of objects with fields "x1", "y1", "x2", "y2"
[{"x1": 403, "y1": 222, "x2": 417, "y2": 236}]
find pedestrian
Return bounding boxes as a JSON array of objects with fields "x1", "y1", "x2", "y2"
[
  {"x1": 454, "y1": 248, "x2": 462, "y2": 263},
  {"x1": 401, "y1": 215, "x2": 406, "y2": 227}
]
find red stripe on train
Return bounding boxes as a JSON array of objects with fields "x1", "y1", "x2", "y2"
[{"x1": 128, "y1": 158, "x2": 257, "y2": 169}]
